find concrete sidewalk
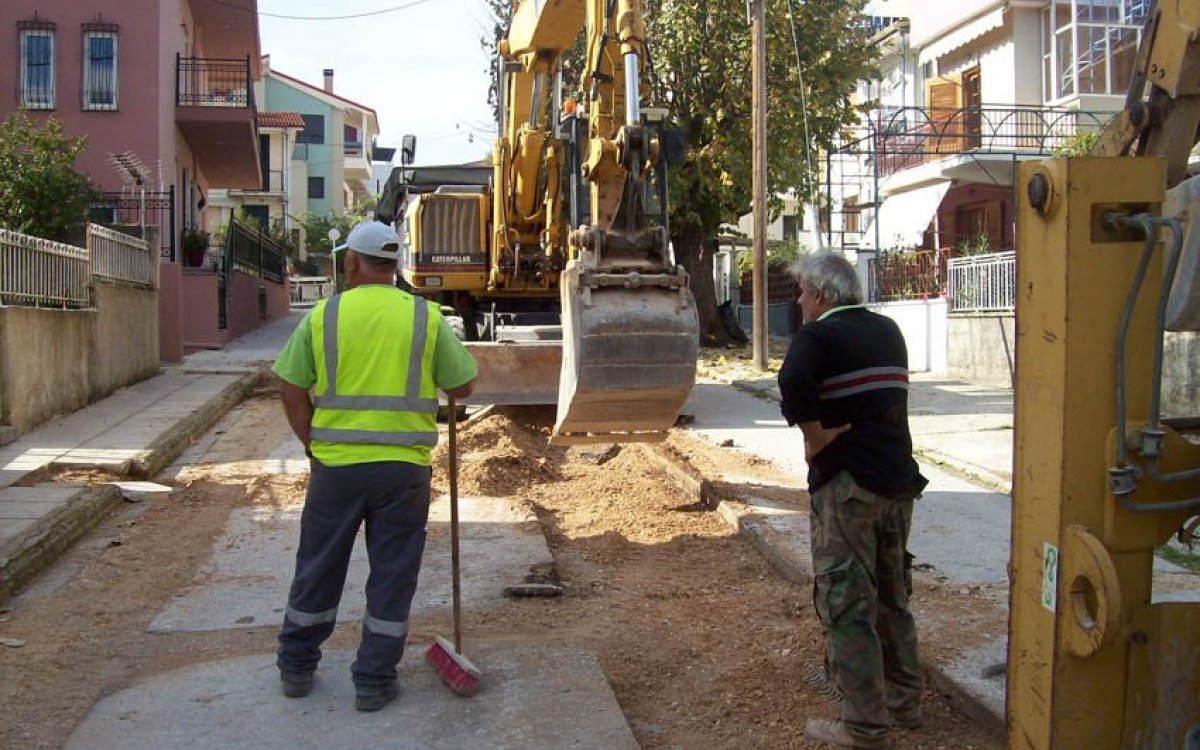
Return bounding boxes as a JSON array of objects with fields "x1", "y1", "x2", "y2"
[
  {"x1": 687, "y1": 374, "x2": 1016, "y2": 725},
  {"x1": 679, "y1": 370, "x2": 1199, "y2": 729},
  {"x1": 0, "y1": 312, "x2": 304, "y2": 600}
]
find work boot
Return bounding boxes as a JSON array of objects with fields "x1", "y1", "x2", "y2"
[
  {"x1": 891, "y1": 712, "x2": 922, "y2": 730},
  {"x1": 354, "y1": 681, "x2": 400, "y2": 712},
  {"x1": 280, "y1": 671, "x2": 314, "y2": 698},
  {"x1": 802, "y1": 719, "x2": 890, "y2": 749}
]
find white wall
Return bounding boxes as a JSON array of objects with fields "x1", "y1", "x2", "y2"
[
  {"x1": 1011, "y1": 7, "x2": 1044, "y2": 105},
  {"x1": 867, "y1": 298, "x2": 949, "y2": 373},
  {"x1": 911, "y1": 0, "x2": 1003, "y2": 48},
  {"x1": 940, "y1": 32, "x2": 1016, "y2": 104}
]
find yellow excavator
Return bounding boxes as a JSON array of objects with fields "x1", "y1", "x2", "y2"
[
  {"x1": 376, "y1": 0, "x2": 698, "y2": 446},
  {"x1": 1010, "y1": 1, "x2": 1200, "y2": 747}
]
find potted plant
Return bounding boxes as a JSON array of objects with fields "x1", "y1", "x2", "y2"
[{"x1": 181, "y1": 227, "x2": 209, "y2": 267}]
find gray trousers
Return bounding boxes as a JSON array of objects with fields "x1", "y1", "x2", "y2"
[{"x1": 277, "y1": 459, "x2": 431, "y2": 688}]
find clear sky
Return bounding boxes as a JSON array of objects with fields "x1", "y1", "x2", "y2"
[{"x1": 258, "y1": 0, "x2": 498, "y2": 168}]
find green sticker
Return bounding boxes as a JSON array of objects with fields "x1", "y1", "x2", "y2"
[{"x1": 1041, "y1": 542, "x2": 1058, "y2": 613}]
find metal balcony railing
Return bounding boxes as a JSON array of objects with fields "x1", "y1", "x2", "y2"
[
  {"x1": 863, "y1": 105, "x2": 1110, "y2": 179},
  {"x1": 344, "y1": 141, "x2": 364, "y2": 158},
  {"x1": 176, "y1": 55, "x2": 255, "y2": 110}
]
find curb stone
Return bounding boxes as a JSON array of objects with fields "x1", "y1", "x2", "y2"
[
  {"x1": 0, "y1": 486, "x2": 122, "y2": 601},
  {"x1": 0, "y1": 368, "x2": 266, "y2": 604},
  {"x1": 129, "y1": 371, "x2": 264, "y2": 478}
]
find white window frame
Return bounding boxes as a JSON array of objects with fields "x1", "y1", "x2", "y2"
[
  {"x1": 20, "y1": 29, "x2": 55, "y2": 110},
  {"x1": 82, "y1": 30, "x2": 118, "y2": 111}
]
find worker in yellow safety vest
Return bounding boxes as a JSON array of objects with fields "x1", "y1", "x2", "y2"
[{"x1": 271, "y1": 220, "x2": 477, "y2": 712}]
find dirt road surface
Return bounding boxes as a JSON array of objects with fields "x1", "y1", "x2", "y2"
[{"x1": 0, "y1": 384, "x2": 1001, "y2": 750}]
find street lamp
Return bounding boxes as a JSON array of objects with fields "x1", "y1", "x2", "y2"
[{"x1": 327, "y1": 227, "x2": 341, "y2": 292}]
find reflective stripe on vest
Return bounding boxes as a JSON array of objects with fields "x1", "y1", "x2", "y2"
[{"x1": 310, "y1": 290, "x2": 438, "y2": 448}]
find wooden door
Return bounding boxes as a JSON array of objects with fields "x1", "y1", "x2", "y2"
[
  {"x1": 925, "y1": 74, "x2": 964, "y2": 157},
  {"x1": 962, "y1": 66, "x2": 982, "y2": 149}
]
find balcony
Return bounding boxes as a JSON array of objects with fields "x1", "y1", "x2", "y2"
[
  {"x1": 175, "y1": 55, "x2": 261, "y2": 189},
  {"x1": 228, "y1": 169, "x2": 287, "y2": 201},
  {"x1": 343, "y1": 140, "x2": 371, "y2": 181},
  {"x1": 867, "y1": 105, "x2": 1111, "y2": 181}
]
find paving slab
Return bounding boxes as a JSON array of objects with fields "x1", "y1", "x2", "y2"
[
  {"x1": 64, "y1": 643, "x2": 639, "y2": 750},
  {"x1": 149, "y1": 495, "x2": 553, "y2": 634},
  {"x1": 0, "y1": 373, "x2": 255, "y2": 488}
]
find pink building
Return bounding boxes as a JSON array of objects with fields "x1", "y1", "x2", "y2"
[{"x1": 0, "y1": 0, "x2": 285, "y2": 362}]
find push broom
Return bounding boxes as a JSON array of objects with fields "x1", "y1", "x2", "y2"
[{"x1": 425, "y1": 395, "x2": 482, "y2": 696}]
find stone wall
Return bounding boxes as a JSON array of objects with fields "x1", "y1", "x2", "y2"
[
  {"x1": 0, "y1": 284, "x2": 159, "y2": 440},
  {"x1": 947, "y1": 313, "x2": 1015, "y2": 389}
]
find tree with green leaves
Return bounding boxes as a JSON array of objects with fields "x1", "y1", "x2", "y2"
[
  {"x1": 648, "y1": 0, "x2": 875, "y2": 343},
  {"x1": 0, "y1": 113, "x2": 96, "y2": 244},
  {"x1": 480, "y1": 0, "x2": 875, "y2": 343},
  {"x1": 297, "y1": 210, "x2": 365, "y2": 254}
]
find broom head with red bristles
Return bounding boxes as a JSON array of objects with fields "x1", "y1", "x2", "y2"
[{"x1": 426, "y1": 635, "x2": 481, "y2": 697}]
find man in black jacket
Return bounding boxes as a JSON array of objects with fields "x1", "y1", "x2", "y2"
[{"x1": 778, "y1": 252, "x2": 926, "y2": 749}]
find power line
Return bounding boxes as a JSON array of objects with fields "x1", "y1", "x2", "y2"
[{"x1": 209, "y1": 0, "x2": 441, "y2": 21}]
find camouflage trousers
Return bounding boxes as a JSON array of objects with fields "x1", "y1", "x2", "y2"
[{"x1": 809, "y1": 471, "x2": 922, "y2": 742}]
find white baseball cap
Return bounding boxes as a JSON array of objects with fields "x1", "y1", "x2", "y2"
[{"x1": 334, "y1": 221, "x2": 400, "y2": 260}]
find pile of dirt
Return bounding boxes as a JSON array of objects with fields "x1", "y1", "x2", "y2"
[
  {"x1": 427, "y1": 408, "x2": 1001, "y2": 750},
  {"x1": 432, "y1": 407, "x2": 566, "y2": 496},
  {"x1": 14, "y1": 465, "x2": 132, "y2": 487}
]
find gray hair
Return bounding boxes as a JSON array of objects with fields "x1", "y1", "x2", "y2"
[{"x1": 793, "y1": 252, "x2": 862, "y2": 306}]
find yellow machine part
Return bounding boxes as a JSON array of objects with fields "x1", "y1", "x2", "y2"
[
  {"x1": 1009, "y1": 156, "x2": 1200, "y2": 750},
  {"x1": 455, "y1": 341, "x2": 561, "y2": 406},
  {"x1": 401, "y1": 192, "x2": 490, "y2": 293},
  {"x1": 551, "y1": 259, "x2": 699, "y2": 445}
]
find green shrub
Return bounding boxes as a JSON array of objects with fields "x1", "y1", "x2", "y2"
[
  {"x1": 0, "y1": 113, "x2": 96, "y2": 243},
  {"x1": 736, "y1": 239, "x2": 809, "y2": 277}
]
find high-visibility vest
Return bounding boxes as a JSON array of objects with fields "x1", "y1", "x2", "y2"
[{"x1": 308, "y1": 285, "x2": 440, "y2": 466}]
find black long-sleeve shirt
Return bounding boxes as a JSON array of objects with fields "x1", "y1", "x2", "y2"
[{"x1": 777, "y1": 306, "x2": 927, "y2": 497}]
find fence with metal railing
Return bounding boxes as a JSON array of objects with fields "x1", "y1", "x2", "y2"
[
  {"x1": 290, "y1": 276, "x2": 333, "y2": 307},
  {"x1": 947, "y1": 250, "x2": 1017, "y2": 313},
  {"x1": 867, "y1": 248, "x2": 952, "y2": 302},
  {"x1": 226, "y1": 218, "x2": 287, "y2": 283},
  {"x1": 176, "y1": 55, "x2": 254, "y2": 108},
  {"x1": 88, "y1": 224, "x2": 155, "y2": 288},
  {"x1": 90, "y1": 189, "x2": 176, "y2": 261},
  {"x1": 0, "y1": 228, "x2": 91, "y2": 308}
]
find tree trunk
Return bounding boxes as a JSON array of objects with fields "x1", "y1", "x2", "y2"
[{"x1": 673, "y1": 222, "x2": 735, "y2": 346}]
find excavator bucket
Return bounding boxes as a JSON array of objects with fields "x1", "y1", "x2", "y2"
[
  {"x1": 455, "y1": 342, "x2": 562, "y2": 406},
  {"x1": 552, "y1": 262, "x2": 699, "y2": 445}
]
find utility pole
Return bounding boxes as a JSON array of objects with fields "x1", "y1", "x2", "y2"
[{"x1": 751, "y1": 0, "x2": 769, "y2": 370}]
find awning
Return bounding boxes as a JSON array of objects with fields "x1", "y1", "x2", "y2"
[
  {"x1": 860, "y1": 181, "x2": 952, "y2": 250},
  {"x1": 918, "y1": 7, "x2": 1006, "y2": 65}
]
